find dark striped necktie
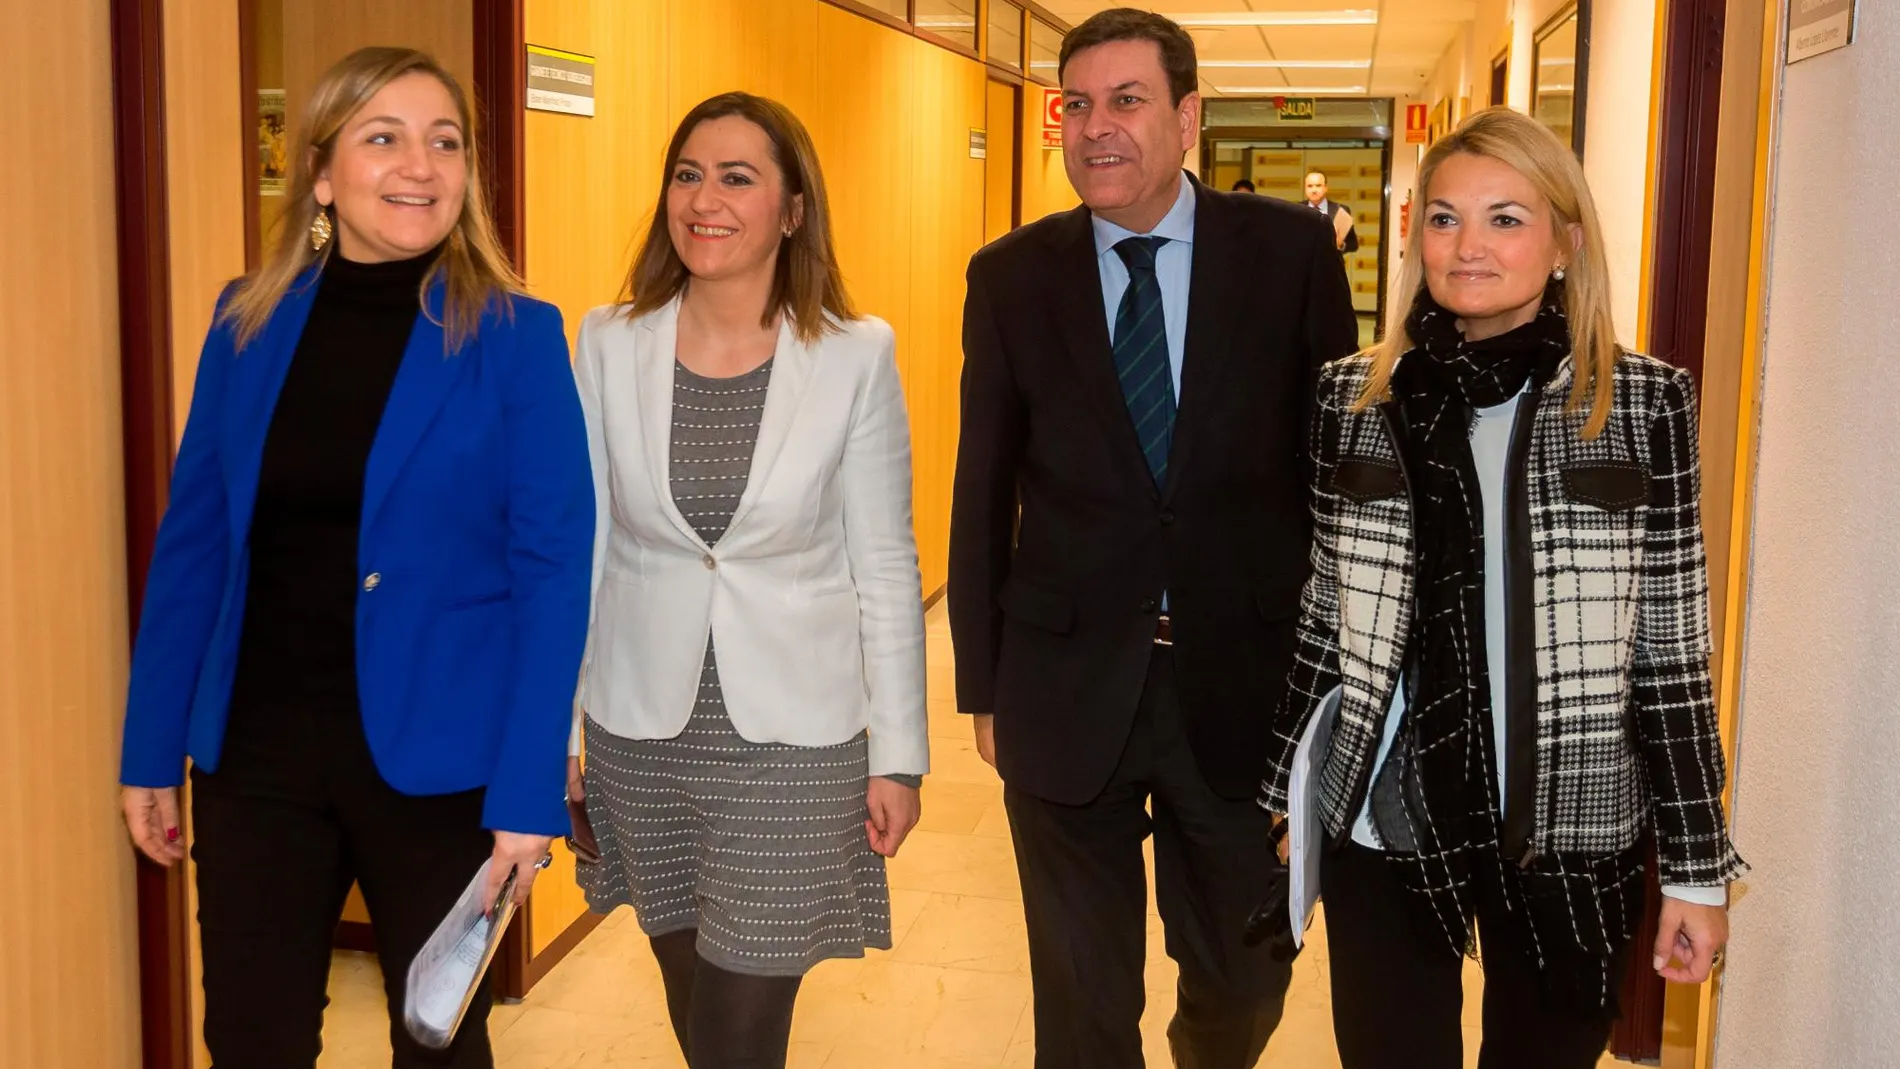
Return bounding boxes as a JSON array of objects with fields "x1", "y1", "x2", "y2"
[{"x1": 1112, "y1": 235, "x2": 1175, "y2": 486}]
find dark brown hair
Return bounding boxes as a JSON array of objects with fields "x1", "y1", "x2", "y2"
[
  {"x1": 1058, "y1": 8, "x2": 1199, "y2": 106},
  {"x1": 619, "y1": 92, "x2": 855, "y2": 344},
  {"x1": 223, "y1": 47, "x2": 520, "y2": 351}
]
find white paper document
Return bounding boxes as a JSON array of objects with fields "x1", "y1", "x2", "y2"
[
  {"x1": 403, "y1": 859, "x2": 519, "y2": 1050},
  {"x1": 1286, "y1": 685, "x2": 1341, "y2": 949}
]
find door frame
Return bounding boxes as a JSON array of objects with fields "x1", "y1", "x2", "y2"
[
  {"x1": 111, "y1": 2, "x2": 192, "y2": 1066},
  {"x1": 1197, "y1": 117, "x2": 1395, "y2": 338},
  {"x1": 1613, "y1": 0, "x2": 1781, "y2": 1061}
]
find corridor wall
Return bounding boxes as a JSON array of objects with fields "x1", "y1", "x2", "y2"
[
  {"x1": 0, "y1": 2, "x2": 143, "y2": 1065},
  {"x1": 523, "y1": 0, "x2": 994, "y2": 602},
  {"x1": 162, "y1": 5, "x2": 249, "y2": 1061},
  {"x1": 1020, "y1": 86, "x2": 1081, "y2": 225},
  {"x1": 1419, "y1": 0, "x2": 1658, "y2": 351},
  {"x1": 1718, "y1": 1, "x2": 1900, "y2": 1064}
]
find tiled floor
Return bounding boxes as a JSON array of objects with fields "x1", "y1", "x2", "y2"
[{"x1": 319, "y1": 604, "x2": 1619, "y2": 1068}]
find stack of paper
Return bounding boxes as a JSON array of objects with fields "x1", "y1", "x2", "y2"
[
  {"x1": 403, "y1": 859, "x2": 520, "y2": 1050},
  {"x1": 1286, "y1": 686, "x2": 1341, "y2": 948}
]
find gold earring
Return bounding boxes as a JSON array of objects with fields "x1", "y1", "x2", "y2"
[{"x1": 309, "y1": 207, "x2": 333, "y2": 252}]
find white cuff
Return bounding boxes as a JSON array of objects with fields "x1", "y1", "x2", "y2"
[{"x1": 1661, "y1": 883, "x2": 1728, "y2": 908}]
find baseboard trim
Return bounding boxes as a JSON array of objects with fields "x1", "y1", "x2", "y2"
[{"x1": 523, "y1": 910, "x2": 607, "y2": 991}]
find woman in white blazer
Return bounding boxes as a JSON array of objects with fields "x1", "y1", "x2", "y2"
[{"x1": 565, "y1": 92, "x2": 928, "y2": 1069}]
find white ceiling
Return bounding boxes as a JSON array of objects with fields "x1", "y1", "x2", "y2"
[{"x1": 1039, "y1": 1, "x2": 1478, "y2": 98}]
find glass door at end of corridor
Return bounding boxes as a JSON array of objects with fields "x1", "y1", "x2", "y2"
[{"x1": 1201, "y1": 99, "x2": 1396, "y2": 350}]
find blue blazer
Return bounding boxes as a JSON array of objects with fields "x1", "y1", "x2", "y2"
[{"x1": 119, "y1": 267, "x2": 595, "y2": 836}]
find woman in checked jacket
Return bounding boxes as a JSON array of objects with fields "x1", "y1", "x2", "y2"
[{"x1": 1258, "y1": 108, "x2": 1746, "y2": 1069}]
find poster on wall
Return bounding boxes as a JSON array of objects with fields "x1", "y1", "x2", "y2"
[
  {"x1": 1042, "y1": 87, "x2": 1063, "y2": 149},
  {"x1": 258, "y1": 89, "x2": 287, "y2": 197}
]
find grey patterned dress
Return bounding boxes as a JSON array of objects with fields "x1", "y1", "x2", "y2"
[{"x1": 577, "y1": 359, "x2": 894, "y2": 976}]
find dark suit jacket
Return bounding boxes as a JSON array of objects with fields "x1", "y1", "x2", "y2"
[
  {"x1": 1321, "y1": 200, "x2": 1360, "y2": 254},
  {"x1": 949, "y1": 176, "x2": 1360, "y2": 804}
]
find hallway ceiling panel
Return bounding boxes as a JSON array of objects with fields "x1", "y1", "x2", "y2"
[{"x1": 1041, "y1": 1, "x2": 1478, "y2": 99}]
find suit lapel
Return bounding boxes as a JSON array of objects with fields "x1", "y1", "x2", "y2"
[
  {"x1": 226, "y1": 267, "x2": 321, "y2": 543},
  {"x1": 638, "y1": 299, "x2": 712, "y2": 552},
  {"x1": 1043, "y1": 205, "x2": 1156, "y2": 492},
  {"x1": 725, "y1": 316, "x2": 811, "y2": 537},
  {"x1": 1164, "y1": 181, "x2": 1250, "y2": 502},
  {"x1": 362, "y1": 279, "x2": 469, "y2": 529}
]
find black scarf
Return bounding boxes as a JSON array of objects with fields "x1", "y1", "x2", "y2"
[{"x1": 1375, "y1": 284, "x2": 1643, "y2": 1012}]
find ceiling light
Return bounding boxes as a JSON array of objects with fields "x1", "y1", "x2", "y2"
[
  {"x1": 1212, "y1": 86, "x2": 1368, "y2": 94},
  {"x1": 1174, "y1": 11, "x2": 1378, "y2": 27},
  {"x1": 1199, "y1": 60, "x2": 1371, "y2": 69}
]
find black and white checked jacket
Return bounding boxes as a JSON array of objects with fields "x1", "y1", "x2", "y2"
[{"x1": 1260, "y1": 351, "x2": 1747, "y2": 888}]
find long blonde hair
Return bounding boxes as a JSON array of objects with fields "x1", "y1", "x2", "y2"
[
  {"x1": 620, "y1": 92, "x2": 856, "y2": 345},
  {"x1": 1360, "y1": 107, "x2": 1618, "y2": 438},
  {"x1": 222, "y1": 47, "x2": 522, "y2": 351}
]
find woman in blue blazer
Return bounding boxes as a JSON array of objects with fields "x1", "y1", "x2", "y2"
[{"x1": 117, "y1": 48, "x2": 593, "y2": 1068}]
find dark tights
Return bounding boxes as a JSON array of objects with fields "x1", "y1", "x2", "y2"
[{"x1": 649, "y1": 929, "x2": 803, "y2": 1069}]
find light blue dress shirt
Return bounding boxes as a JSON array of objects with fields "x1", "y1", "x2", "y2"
[
  {"x1": 1093, "y1": 173, "x2": 1195, "y2": 612},
  {"x1": 1092, "y1": 172, "x2": 1195, "y2": 401}
]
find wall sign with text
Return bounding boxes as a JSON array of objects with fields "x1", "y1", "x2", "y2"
[
  {"x1": 1042, "y1": 88, "x2": 1063, "y2": 149},
  {"x1": 1788, "y1": 0, "x2": 1856, "y2": 64},
  {"x1": 1275, "y1": 97, "x2": 1316, "y2": 122},
  {"x1": 1404, "y1": 102, "x2": 1429, "y2": 145},
  {"x1": 526, "y1": 45, "x2": 596, "y2": 117}
]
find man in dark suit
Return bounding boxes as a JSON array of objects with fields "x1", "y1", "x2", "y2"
[
  {"x1": 948, "y1": 9, "x2": 1358, "y2": 1068},
  {"x1": 1304, "y1": 170, "x2": 1360, "y2": 254}
]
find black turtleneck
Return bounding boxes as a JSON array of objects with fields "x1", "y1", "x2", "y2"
[{"x1": 230, "y1": 247, "x2": 437, "y2": 718}]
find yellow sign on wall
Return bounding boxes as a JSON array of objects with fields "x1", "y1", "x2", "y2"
[{"x1": 1276, "y1": 97, "x2": 1316, "y2": 121}]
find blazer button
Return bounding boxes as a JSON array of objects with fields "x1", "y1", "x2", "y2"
[
  {"x1": 1139, "y1": 597, "x2": 1158, "y2": 614},
  {"x1": 1159, "y1": 509, "x2": 1176, "y2": 525},
  {"x1": 702, "y1": 554, "x2": 717, "y2": 571},
  {"x1": 363, "y1": 572, "x2": 382, "y2": 592}
]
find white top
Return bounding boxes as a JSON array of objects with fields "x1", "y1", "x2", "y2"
[
  {"x1": 1347, "y1": 386, "x2": 1721, "y2": 906},
  {"x1": 568, "y1": 300, "x2": 930, "y2": 778}
]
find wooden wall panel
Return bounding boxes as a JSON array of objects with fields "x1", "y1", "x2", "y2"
[
  {"x1": 814, "y1": 1, "x2": 918, "y2": 450},
  {"x1": 1019, "y1": 87, "x2": 1078, "y2": 225},
  {"x1": 166, "y1": 4, "x2": 247, "y2": 490},
  {"x1": 278, "y1": 0, "x2": 475, "y2": 139},
  {"x1": 162, "y1": 6, "x2": 249, "y2": 1059},
  {"x1": 0, "y1": 1, "x2": 143, "y2": 1064},
  {"x1": 670, "y1": 0, "x2": 819, "y2": 126},
  {"x1": 984, "y1": 78, "x2": 1019, "y2": 245},
  {"x1": 524, "y1": 0, "x2": 671, "y2": 348},
  {"x1": 906, "y1": 41, "x2": 987, "y2": 596}
]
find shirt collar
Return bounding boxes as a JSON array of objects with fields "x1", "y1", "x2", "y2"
[{"x1": 1092, "y1": 171, "x2": 1196, "y2": 258}]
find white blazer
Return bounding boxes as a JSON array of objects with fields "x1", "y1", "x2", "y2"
[{"x1": 569, "y1": 298, "x2": 928, "y2": 777}]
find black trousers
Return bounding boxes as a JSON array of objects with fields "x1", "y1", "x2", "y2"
[
  {"x1": 190, "y1": 695, "x2": 496, "y2": 1069},
  {"x1": 1003, "y1": 646, "x2": 1292, "y2": 1069},
  {"x1": 1321, "y1": 841, "x2": 1623, "y2": 1069}
]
